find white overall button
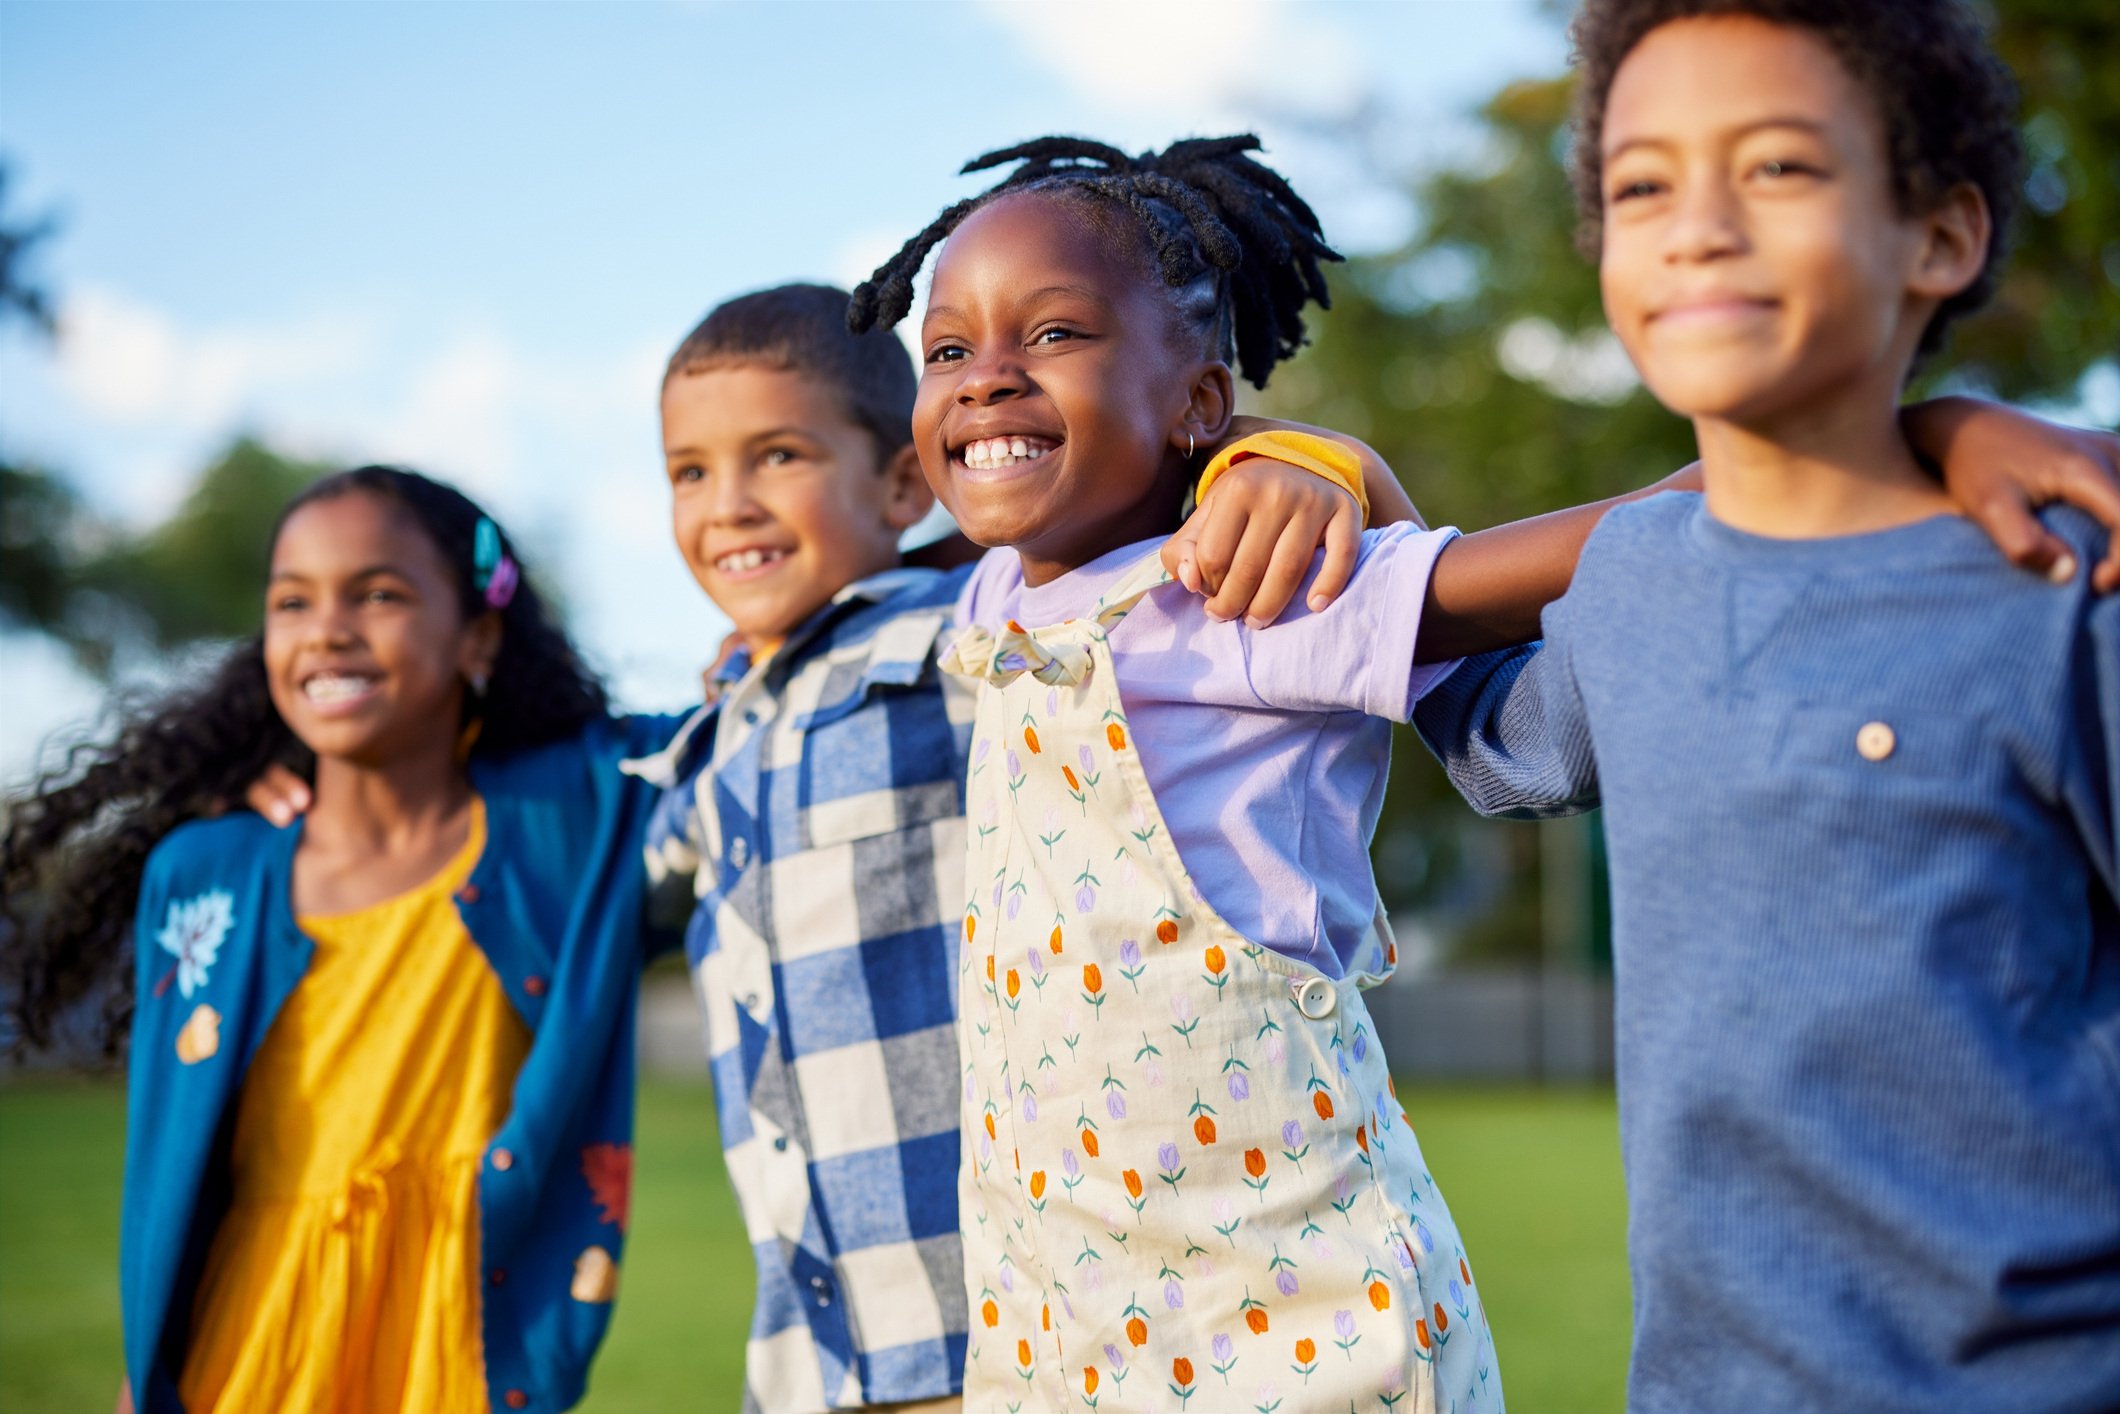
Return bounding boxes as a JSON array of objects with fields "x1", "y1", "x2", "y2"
[
  {"x1": 1295, "y1": 977, "x2": 1336, "y2": 1020},
  {"x1": 1855, "y1": 721, "x2": 1896, "y2": 762}
]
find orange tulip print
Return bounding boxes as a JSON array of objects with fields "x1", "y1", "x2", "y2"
[
  {"x1": 1062, "y1": 766, "x2": 1080, "y2": 790},
  {"x1": 1244, "y1": 1148, "x2": 1266, "y2": 1178},
  {"x1": 1294, "y1": 1338, "x2": 1316, "y2": 1363},
  {"x1": 1367, "y1": 1280, "x2": 1391, "y2": 1311},
  {"x1": 1106, "y1": 722, "x2": 1127, "y2": 751},
  {"x1": 964, "y1": 913, "x2": 976, "y2": 943},
  {"x1": 1356, "y1": 1125, "x2": 1369, "y2": 1154},
  {"x1": 1460, "y1": 1256, "x2": 1472, "y2": 1285},
  {"x1": 1172, "y1": 1357, "x2": 1194, "y2": 1386},
  {"x1": 1126, "y1": 1316, "x2": 1149, "y2": 1347},
  {"x1": 1245, "y1": 1306, "x2": 1270, "y2": 1335},
  {"x1": 1084, "y1": 1367, "x2": 1099, "y2": 1396},
  {"x1": 1024, "y1": 725, "x2": 1042, "y2": 754},
  {"x1": 1082, "y1": 1127, "x2": 1101, "y2": 1158},
  {"x1": 1203, "y1": 944, "x2": 1226, "y2": 975},
  {"x1": 1083, "y1": 963, "x2": 1104, "y2": 994},
  {"x1": 982, "y1": 1299, "x2": 999, "y2": 1328},
  {"x1": 984, "y1": 1113, "x2": 997, "y2": 1141},
  {"x1": 1313, "y1": 1091, "x2": 1335, "y2": 1121},
  {"x1": 985, "y1": 954, "x2": 995, "y2": 982},
  {"x1": 1049, "y1": 924, "x2": 1064, "y2": 954},
  {"x1": 1416, "y1": 1318, "x2": 1431, "y2": 1351},
  {"x1": 1156, "y1": 919, "x2": 1179, "y2": 944},
  {"x1": 1193, "y1": 1114, "x2": 1217, "y2": 1145},
  {"x1": 1433, "y1": 1303, "x2": 1449, "y2": 1334},
  {"x1": 1006, "y1": 969, "x2": 1021, "y2": 1000},
  {"x1": 1017, "y1": 1339, "x2": 1033, "y2": 1369},
  {"x1": 1029, "y1": 1170, "x2": 1047, "y2": 1199},
  {"x1": 1043, "y1": 1303, "x2": 1052, "y2": 1331},
  {"x1": 1123, "y1": 1168, "x2": 1143, "y2": 1199}
]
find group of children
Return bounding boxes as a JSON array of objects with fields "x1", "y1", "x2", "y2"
[{"x1": 4, "y1": 1, "x2": 2118, "y2": 1411}]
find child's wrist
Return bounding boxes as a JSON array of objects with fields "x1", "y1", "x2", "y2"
[{"x1": 1196, "y1": 431, "x2": 1371, "y2": 525}]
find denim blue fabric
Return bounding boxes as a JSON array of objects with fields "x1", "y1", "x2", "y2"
[{"x1": 121, "y1": 714, "x2": 681, "y2": 1414}]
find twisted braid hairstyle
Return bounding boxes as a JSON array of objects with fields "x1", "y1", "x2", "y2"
[
  {"x1": 848, "y1": 135, "x2": 1341, "y2": 390},
  {"x1": 1, "y1": 467, "x2": 608, "y2": 1057}
]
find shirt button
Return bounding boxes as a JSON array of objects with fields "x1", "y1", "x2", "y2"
[
  {"x1": 490, "y1": 1268, "x2": 507, "y2": 1286},
  {"x1": 744, "y1": 708, "x2": 763, "y2": 727},
  {"x1": 1856, "y1": 721, "x2": 1897, "y2": 762},
  {"x1": 490, "y1": 1147, "x2": 515, "y2": 1172},
  {"x1": 503, "y1": 1391, "x2": 528, "y2": 1410},
  {"x1": 729, "y1": 836, "x2": 750, "y2": 869},
  {"x1": 1295, "y1": 977, "x2": 1337, "y2": 1020},
  {"x1": 772, "y1": 1135, "x2": 789, "y2": 1152},
  {"x1": 457, "y1": 883, "x2": 482, "y2": 904},
  {"x1": 810, "y1": 1275, "x2": 832, "y2": 1306},
  {"x1": 743, "y1": 992, "x2": 762, "y2": 1013},
  {"x1": 524, "y1": 975, "x2": 548, "y2": 998}
]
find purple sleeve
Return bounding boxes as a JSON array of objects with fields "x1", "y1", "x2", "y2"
[{"x1": 1239, "y1": 524, "x2": 1461, "y2": 720}]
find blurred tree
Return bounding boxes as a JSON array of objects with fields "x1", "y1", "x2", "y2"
[{"x1": 1272, "y1": 5, "x2": 2119, "y2": 965}]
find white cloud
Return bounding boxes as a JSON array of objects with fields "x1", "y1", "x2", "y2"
[
  {"x1": 55, "y1": 284, "x2": 373, "y2": 432},
  {"x1": 978, "y1": 0, "x2": 1363, "y2": 127}
]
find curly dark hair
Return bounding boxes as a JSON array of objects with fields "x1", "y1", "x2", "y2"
[
  {"x1": 1, "y1": 467, "x2": 608, "y2": 1056},
  {"x1": 849, "y1": 135, "x2": 1341, "y2": 390},
  {"x1": 1567, "y1": 0, "x2": 2022, "y2": 355}
]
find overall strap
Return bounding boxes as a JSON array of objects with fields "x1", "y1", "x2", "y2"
[{"x1": 1087, "y1": 550, "x2": 1175, "y2": 629}]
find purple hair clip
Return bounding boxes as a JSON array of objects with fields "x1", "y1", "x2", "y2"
[{"x1": 472, "y1": 517, "x2": 520, "y2": 610}]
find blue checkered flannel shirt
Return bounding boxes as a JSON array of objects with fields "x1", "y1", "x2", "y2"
[{"x1": 629, "y1": 565, "x2": 976, "y2": 1414}]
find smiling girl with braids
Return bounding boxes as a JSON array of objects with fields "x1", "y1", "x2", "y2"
[
  {"x1": 848, "y1": 134, "x2": 1509, "y2": 1414},
  {"x1": 3, "y1": 468, "x2": 675, "y2": 1414}
]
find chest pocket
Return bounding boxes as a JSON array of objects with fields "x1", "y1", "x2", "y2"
[
  {"x1": 791, "y1": 611, "x2": 966, "y2": 849},
  {"x1": 1771, "y1": 702, "x2": 1987, "y2": 782}
]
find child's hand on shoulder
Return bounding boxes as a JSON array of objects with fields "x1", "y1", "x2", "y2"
[
  {"x1": 1164, "y1": 416, "x2": 1423, "y2": 628},
  {"x1": 1910, "y1": 398, "x2": 2120, "y2": 592}
]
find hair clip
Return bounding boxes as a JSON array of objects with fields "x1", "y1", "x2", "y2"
[{"x1": 472, "y1": 516, "x2": 519, "y2": 610}]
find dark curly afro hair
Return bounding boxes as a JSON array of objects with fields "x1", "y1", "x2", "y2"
[{"x1": 1567, "y1": 0, "x2": 2022, "y2": 356}]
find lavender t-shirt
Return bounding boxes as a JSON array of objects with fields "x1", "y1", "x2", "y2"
[{"x1": 954, "y1": 524, "x2": 1459, "y2": 977}]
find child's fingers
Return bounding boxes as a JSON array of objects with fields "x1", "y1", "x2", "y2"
[
  {"x1": 1241, "y1": 507, "x2": 1332, "y2": 627},
  {"x1": 1305, "y1": 502, "x2": 1362, "y2": 613},
  {"x1": 1205, "y1": 513, "x2": 1285, "y2": 622},
  {"x1": 1192, "y1": 498, "x2": 1255, "y2": 601},
  {"x1": 243, "y1": 764, "x2": 311, "y2": 827}
]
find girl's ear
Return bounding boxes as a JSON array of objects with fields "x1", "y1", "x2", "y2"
[
  {"x1": 460, "y1": 610, "x2": 503, "y2": 691},
  {"x1": 1908, "y1": 181, "x2": 1990, "y2": 302},
  {"x1": 1173, "y1": 362, "x2": 1237, "y2": 460},
  {"x1": 880, "y1": 442, "x2": 936, "y2": 532}
]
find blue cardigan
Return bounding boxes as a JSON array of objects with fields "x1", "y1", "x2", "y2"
[{"x1": 121, "y1": 714, "x2": 682, "y2": 1414}]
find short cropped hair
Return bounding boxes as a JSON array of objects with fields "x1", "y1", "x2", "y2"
[
  {"x1": 1568, "y1": 0, "x2": 2022, "y2": 354},
  {"x1": 665, "y1": 283, "x2": 917, "y2": 460}
]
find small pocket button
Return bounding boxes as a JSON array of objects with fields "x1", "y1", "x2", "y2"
[
  {"x1": 1855, "y1": 721, "x2": 1897, "y2": 762},
  {"x1": 1295, "y1": 977, "x2": 1337, "y2": 1020}
]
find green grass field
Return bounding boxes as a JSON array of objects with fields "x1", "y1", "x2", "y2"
[{"x1": 0, "y1": 1077, "x2": 1630, "y2": 1413}]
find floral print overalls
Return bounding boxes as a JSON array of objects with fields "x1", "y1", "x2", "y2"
[{"x1": 942, "y1": 555, "x2": 1502, "y2": 1414}]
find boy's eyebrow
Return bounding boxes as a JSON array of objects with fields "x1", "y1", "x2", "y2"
[
  {"x1": 268, "y1": 564, "x2": 406, "y2": 583},
  {"x1": 1605, "y1": 115, "x2": 1831, "y2": 161}
]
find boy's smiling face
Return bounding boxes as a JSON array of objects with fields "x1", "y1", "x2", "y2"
[
  {"x1": 1597, "y1": 15, "x2": 1984, "y2": 426},
  {"x1": 662, "y1": 364, "x2": 929, "y2": 659},
  {"x1": 914, "y1": 192, "x2": 1230, "y2": 585}
]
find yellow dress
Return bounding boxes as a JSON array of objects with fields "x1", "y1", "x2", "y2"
[{"x1": 180, "y1": 800, "x2": 531, "y2": 1414}]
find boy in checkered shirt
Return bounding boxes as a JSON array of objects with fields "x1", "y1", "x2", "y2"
[{"x1": 630, "y1": 283, "x2": 1376, "y2": 1414}]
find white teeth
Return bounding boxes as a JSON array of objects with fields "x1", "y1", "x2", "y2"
[
  {"x1": 304, "y1": 673, "x2": 376, "y2": 704},
  {"x1": 961, "y1": 435, "x2": 1057, "y2": 470},
  {"x1": 715, "y1": 548, "x2": 783, "y2": 574}
]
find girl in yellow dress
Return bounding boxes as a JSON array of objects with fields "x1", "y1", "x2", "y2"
[{"x1": 3, "y1": 468, "x2": 674, "y2": 1413}]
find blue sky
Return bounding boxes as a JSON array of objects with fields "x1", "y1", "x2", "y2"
[{"x1": 0, "y1": 0, "x2": 1569, "y2": 779}]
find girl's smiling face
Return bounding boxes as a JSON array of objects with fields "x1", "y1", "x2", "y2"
[
  {"x1": 915, "y1": 192, "x2": 1232, "y2": 585},
  {"x1": 264, "y1": 490, "x2": 498, "y2": 767}
]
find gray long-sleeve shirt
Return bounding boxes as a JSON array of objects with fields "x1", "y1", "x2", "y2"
[{"x1": 1415, "y1": 491, "x2": 2120, "y2": 1413}]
